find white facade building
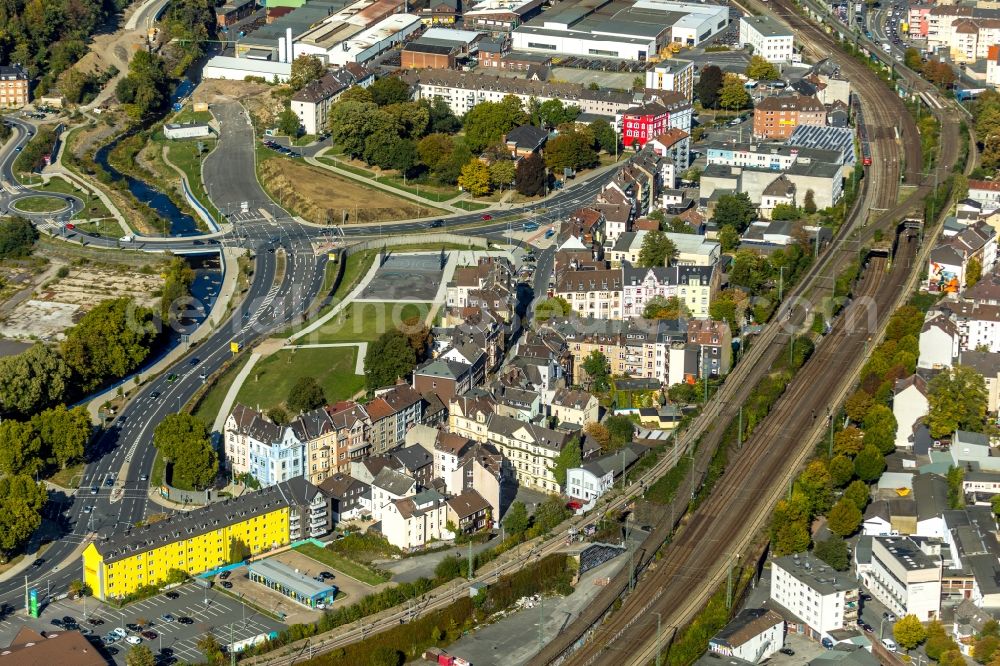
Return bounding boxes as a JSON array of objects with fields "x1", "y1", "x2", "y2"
[
  {"x1": 770, "y1": 552, "x2": 859, "y2": 638},
  {"x1": 864, "y1": 537, "x2": 942, "y2": 621},
  {"x1": 739, "y1": 15, "x2": 794, "y2": 63},
  {"x1": 163, "y1": 123, "x2": 211, "y2": 140},
  {"x1": 893, "y1": 375, "x2": 929, "y2": 450},
  {"x1": 709, "y1": 609, "x2": 785, "y2": 663},
  {"x1": 223, "y1": 404, "x2": 305, "y2": 487},
  {"x1": 381, "y1": 489, "x2": 453, "y2": 550}
]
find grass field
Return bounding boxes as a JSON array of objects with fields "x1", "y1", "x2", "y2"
[
  {"x1": 165, "y1": 139, "x2": 219, "y2": 223},
  {"x1": 235, "y1": 347, "x2": 365, "y2": 412},
  {"x1": 13, "y1": 195, "x2": 67, "y2": 212},
  {"x1": 294, "y1": 542, "x2": 390, "y2": 585},
  {"x1": 32, "y1": 177, "x2": 114, "y2": 221},
  {"x1": 47, "y1": 462, "x2": 85, "y2": 489},
  {"x1": 74, "y1": 219, "x2": 123, "y2": 237},
  {"x1": 453, "y1": 200, "x2": 492, "y2": 211},
  {"x1": 299, "y1": 301, "x2": 432, "y2": 345},
  {"x1": 315, "y1": 156, "x2": 458, "y2": 203}
]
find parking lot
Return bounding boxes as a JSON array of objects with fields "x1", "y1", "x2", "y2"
[{"x1": 0, "y1": 581, "x2": 286, "y2": 664}]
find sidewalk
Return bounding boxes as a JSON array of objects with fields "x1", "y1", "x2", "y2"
[
  {"x1": 211, "y1": 351, "x2": 261, "y2": 433},
  {"x1": 44, "y1": 131, "x2": 131, "y2": 235},
  {"x1": 288, "y1": 254, "x2": 382, "y2": 342}
]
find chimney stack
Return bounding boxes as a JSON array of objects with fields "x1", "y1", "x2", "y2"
[{"x1": 286, "y1": 27, "x2": 294, "y2": 63}]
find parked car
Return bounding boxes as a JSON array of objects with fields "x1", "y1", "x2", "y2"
[
  {"x1": 111, "y1": 627, "x2": 127, "y2": 639},
  {"x1": 160, "y1": 614, "x2": 175, "y2": 623},
  {"x1": 63, "y1": 616, "x2": 76, "y2": 625},
  {"x1": 126, "y1": 635, "x2": 142, "y2": 645},
  {"x1": 221, "y1": 581, "x2": 233, "y2": 589},
  {"x1": 780, "y1": 648, "x2": 795, "y2": 656},
  {"x1": 177, "y1": 617, "x2": 194, "y2": 625},
  {"x1": 821, "y1": 637, "x2": 834, "y2": 650},
  {"x1": 882, "y1": 638, "x2": 897, "y2": 652},
  {"x1": 141, "y1": 630, "x2": 157, "y2": 640},
  {"x1": 126, "y1": 623, "x2": 141, "y2": 632},
  {"x1": 87, "y1": 618, "x2": 104, "y2": 626},
  {"x1": 164, "y1": 591, "x2": 179, "y2": 600}
]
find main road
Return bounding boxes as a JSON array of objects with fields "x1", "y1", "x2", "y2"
[{"x1": 0, "y1": 104, "x2": 623, "y2": 610}]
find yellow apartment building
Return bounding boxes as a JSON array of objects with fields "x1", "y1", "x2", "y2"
[{"x1": 82, "y1": 478, "x2": 328, "y2": 601}]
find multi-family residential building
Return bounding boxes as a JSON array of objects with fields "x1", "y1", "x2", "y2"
[
  {"x1": 0, "y1": 65, "x2": 28, "y2": 108},
  {"x1": 370, "y1": 467, "x2": 417, "y2": 521},
  {"x1": 644, "y1": 60, "x2": 695, "y2": 101},
  {"x1": 770, "y1": 552, "x2": 859, "y2": 638},
  {"x1": 893, "y1": 375, "x2": 929, "y2": 450},
  {"x1": 448, "y1": 393, "x2": 496, "y2": 442},
  {"x1": 381, "y1": 489, "x2": 453, "y2": 549},
  {"x1": 328, "y1": 401, "x2": 372, "y2": 470},
  {"x1": 550, "y1": 387, "x2": 600, "y2": 426},
  {"x1": 946, "y1": 302, "x2": 1000, "y2": 354},
  {"x1": 388, "y1": 445, "x2": 435, "y2": 489},
  {"x1": 968, "y1": 180, "x2": 1000, "y2": 211},
  {"x1": 82, "y1": 478, "x2": 324, "y2": 600},
  {"x1": 413, "y1": 357, "x2": 476, "y2": 406},
  {"x1": 752, "y1": 95, "x2": 826, "y2": 140},
  {"x1": 864, "y1": 536, "x2": 943, "y2": 620},
  {"x1": 927, "y1": 221, "x2": 998, "y2": 293},
  {"x1": 446, "y1": 488, "x2": 492, "y2": 534},
  {"x1": 688, "y1": 318, "x2": 732, "y2": 376},
  {"x1": 366, "y1": 383, "x2": 424, "y2": 455},
  {"x1": 291, "y1": 407, "x2": 336, "y2": 486},
  {"x1": 555, "y1": 267, "x2": 625, "y2": 319},
  {"x1": 566, "y1": 444, "x2": 644, "y2": 503},
  {"x1": 700, "y1": 161, "x2": 843, "y2": 211},
  {"x1": 619, "y1": 95, "x2": 694, "y2": 150},
  {"x1": 960, "y1": 350, "x2": 1000, "y2": 413},
  {"x1": 646, "y1": 128, "x2": 691, "y2": 179},
  {"x1": 709, "y1": 609, "x2": 785, "y2": 662},
  {"x1": 224, "y1": 404, "x2": 305, "y2": 486},
  {"x1": 318, "y1": 472, "x2": 371, "y2": 523},
  {"x1": 400, "y1": 68, "x2": 637, "y2": 117},
  {"x1": 435, "y1": 431, "x2": 476, "y2": 484},
  {"x1": 487, "y1": 414, "x2": 570, "y2": 493},
  {"x1": 445, "y1": 256, "x2": 515, "y2": 309},
  {"x1": 290, "y1": 67, "x2": 368, "y2": 135},
  {"x1": 622, "y1": 263, "x2": 717, "y2": 318},
  {"x1": 917, "y1": 312, "x2": 960, "y2": 369},
  {"x1": 739, "y1": 15, "x2": 794, "y2": 63}
]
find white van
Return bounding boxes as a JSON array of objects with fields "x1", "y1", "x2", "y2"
[
  {"x1": 882, "y1": 638, "x2": 897, "y2": 652},
  {"x1": 120, "y1": 234, "x2": 134, "y2": 242}
]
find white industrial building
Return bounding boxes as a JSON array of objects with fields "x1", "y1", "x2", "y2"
[
  {"x1": 863, "y1": 536, "x2": 942, "y2": 621},
  {"x1": 163, "y1": 123, "x2": 211, "y2": 140},
  {"x1": 709, "y1": 609, "x2": 785, "y2": 663},
  {"x1": 511, "y1": 0, "x2": 728, "y2": 58},
  {"x1": 327, "y1": 14, "x2": 422, "y2": 66},
  {"x1": 739, "y1": 15, "x2": 794, "y2": 63},
  {"x1": 203, "y1": 55, "x2": 292, "y2": 83},
  {"x1": 770, "y1": 552, "x2": 859, "y2": 639}
]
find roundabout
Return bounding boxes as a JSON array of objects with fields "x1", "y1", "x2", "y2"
[{"x1": 10, "y1": 194, "x2": 71, "y2": 214}]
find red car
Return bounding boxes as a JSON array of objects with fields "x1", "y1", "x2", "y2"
[
  {"x1": 481, "y1": 214, "x2": 492, "y2": 221},
  {"x1": 141, "y1": 631, "x2": 157, "y2": 640},
  {"x1": 65, "y1": 223, "x2": 75, "y2": 230}
]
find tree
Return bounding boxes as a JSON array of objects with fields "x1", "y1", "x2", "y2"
[
  {"x1": 590, "y1": 119, "x2": 618, "y2": 154},
  {"x1": 643, "y1": 295, "x2": 689, "y2": 320},
  {"x1": 533, "y1": 99, "x2": 580, "y2": 128},
  {"x1": 328, "y1": 101, "x2": 382, "y2": 159},
  {"x1": 289, "y1": 55, "x2": 325, "y2": 92},
  {"x1": 814, "y1": 535, "x2": 850, "y2": 571},
  {"x1": 0, "y1": 475, "x2": 46, "y2": 559},
  {"x1": 604, "y1": 415, "x2": 635, "y2": 450},
  {"x1": 894, "y1": 614, "x2": 928, "y2": 650},
  {"x1": 417, "y1": 133, "x2": 455, "y2": 176},
  {"x1": 267, "y1": 406, "x2": 288, "y2": 426},
  {"x1": 503, "y1": 500, "x2": 529, "y2": 535},
  {"x1": 770, "y1": 203, "x2": 801, "y2": 221},
  {"x1": 581, "y1": 350, "x2": 610, "y2": 392},
  {"x1": 535, "y1": 296, "x2": 572, "y2": 322},
  {"x1": 854, "y1": 445, "x2": 886, "y2": 482},
  {"x1": 712, "y1": 193, "x2": 756, "y2": 232},
  {"x1": 709, "y1": 292, "x2": 739, "y2": 332},
  {"x1": 967, "y1": 257, "x2": 983, "y2": 287},
  {"x1": 196, "y1": 633, "x2": 225, "y2": 665},
  {"x1": 153, "y1": 414, "x2": 218, "y2": 490},
  {"x1": 160, "y1": 257, "x2": 195, "y2": 324},
  {"x1": 584, "y1": 422, "x2": 611, "y2": 450},
  {"x1": 695, "y1": 65, "x2": 724, "y2": 109},
  {"x1": 383, "y1": 101, "x2": 429, "y2": 139},
  {"x1": 947, "y1": 465, "x2": 965, "y2": 509},
  {"x1": 922, "y1": 59, "x2": 956, "y2": 87},
  {"x1": 719, "y1": 73, "x2": 751, "y2": 111},
  {"x1": 117, "y1": 50, "x2": 168, "y2": 122},
  {"x1": 458, "y1": 160, "x2": 491, "y2": 196},
  {"x1": 797, "y1": 459, "x2": 833, "y2": 516},
  {"x1": 33, "y1": 405, "x2": 92, "y2": 469},
  {"x1": 862, "y1": 404, "x2": 898, "y2": 455},
  {"x1": 773, "y1": 519, "x2": 811, "y2": 556},
  {"x1": 827, "y1": 497, "x2": 862, "y2": 537},
  {"x1": 463, "y1": 95, "x2": 528, "y2": 153},
  {"x1": 844, "y1": 390, "x2": 873, "y2": 423},
  {"x1": 730, "y1": 250, "x2": 773, "y2": 293},
  {"x1": 489, "y1": 159, "x2": 516, "y2": 190},
  {"x1": 927, "y1": 365, "x2": 989, "y2": 438},
  {"x1": 829, "y1": 455, "x2": 855, "y2": 488},
  {"x1": 370, "y1": 76, "x2": 411, "y2": 107},
  {"x1": 550, "y1": 437, "x2": 581, "y2": 490},
  {"x1": 904, "y1": 47, "x2": 923, "y2": 70},
  {"x1": 371, "y1": 646, "x2": 404, "y2": 666},
  {"x1": 833, "y1": 425, "x2": 865, "y2": 457},
  {"x1": 746, "y1": 55, "x2": 780, "y2": 81},
  {"x1": 844, "y1": 479, "x2": 871, "y2": 512},
  {"x1": 401, "y1": 316, "x2": 432, "y2": 361},
  {"x1": 718, "y1": 224, "x2": 739, "y2": 252},
  {"x1": 803, "y1": 189, "x2": 817, "y2": 214},
  {"x1": 637, "y1": 230, "x2": 678, "y2": 268},
  {"x1": 516, "y1": 152, "x2": 547, "y2": 197},
  {"x1": 126, "y1": 644, "x2": 156, "y2": 666},
  {"x1": 544, "y1": 127, "x2": 598, "y2": 172},
  {"x1": 61, "y1": 298, "x2": 157, "y2": 393},
  {"x1": 533, "y1": 494, "x2": 570, "y2": 532},
  {"x1": 277, "y1": 107, "x2": 301, "y2": 137},
  {"x1": 287, "y1": 376, "x2": 326, "y2": 414},
  {"x1": 925, "y1": 621, "x2": 958, "y2": 660},
  {"x1": 364, "y1": 329, "x2": 417, "y2": 390},
  {"x1": 0, "y1": 343, "x2": 70, "y2": 417},
  {"x1": 974, "y1": 634, "x2": 1000, "y2": 664},
  {"x1": 0, "y1": 217, "x2": 38, "y2": 259},
  {"x1": 434, "y1": 555, "x2": 463, "y2": 582},
  {"x1": 425, "y1": 97, "x2": 461, "y2": 134},
  {"x1": 0, "y1": 420, "x2": 42, "y2": 476}
]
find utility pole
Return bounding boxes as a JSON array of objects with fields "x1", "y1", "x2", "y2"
[
  {"x1": 737, "y1": 406, "x2": 743, "y2": 449},
  {"x1": 468, "y1": 541, "x2": 473, "y2": 580},
  {"x1": 655, "y1": 612, "x2": 663, "y2": 666},
  {"x1": 230, "y1": 623, "x2": 235, "y2": 666},
  {"x1": 778, "y1": 265, "x2": 784, "y2": 301}
]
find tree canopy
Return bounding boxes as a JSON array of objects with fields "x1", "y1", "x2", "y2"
[
  {"x1": 695, "y1": 65, "x2": 723, "y2": 109},
  {"x1": 550, "y1": 436, "x2": 581, "y2": 489},
  {"x1": 289, "y1": 55, "x2": 325, "y2": 92},
  {"x1": 515, "y1": 152, "x2": 547, "y2": 196},
  {"x1": 719, "y1": 73, "x2": 752, "y2": 111},
  {"x1": 589, "y1": 119, "x2": 618, "y2": 154},
  {"x1": 0, "y1": 217, "x2": 38, "y2": 259},
  {"x1": 364, "y1": 329, "x2": 417, "y2": 390},
  {"x1": 746, "y1": 55, "x2": 780, "y2": 81},
  {"x1": 712, "y1": 193, "x2": 756, "y2": 232},
  {"x1": 544, "y1": 126, "x2": 598, "y2": 173},
  {"x1": 927, "y1": 365, "x2": 989, "y2": 438},
  {"x1": 0, "y1": 475, "x2": 47, "y2": 559},
  {"x1": 637, "y1": 230, "x2": 677, "y2": 268},
  {"x1": 287, "y1": 376, "x2": 326, "y2": 414},
  {"x1": 463, "y1": 95, "x2": 528, "y2": 153},
  {"x1": 827, "y1": 497, "x2": 862, "y2": 537},
  {"x1": 116, "y1": 50, "x2": 168, "y2": 122},
  {"x1": 0, "y1": 343, "x2": 70, "y2": 417},
  {"x1": 61, "y1": 298, "x2": 158, "y2": 393},
  {"x1": 814, "y1": 535, "x2": 849, "y2": 571},
  {"x1": 581, "y1": 350, "x2": 610, "y2": 392},
  {"x1": 370, "y1": 76, "x2": 412, "y2": 107},
  {"x1": 153, "y1": 413, "x2": 218, "y2": 490},
  {"x1": 893, "y1": 614, "x2": 928, "y2": 650}
]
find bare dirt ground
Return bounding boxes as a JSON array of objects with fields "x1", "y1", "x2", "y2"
[
  {"x1": 0, "y1": 266, "x2": 163, "y2": 340},
  {"x1": 259, "y1": 158, "x2": 441, "y2": 225},
  {"x1": 192, "y1": 79, "x2": 288, "y2": 130}
]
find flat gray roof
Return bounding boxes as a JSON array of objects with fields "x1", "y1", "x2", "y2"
[
  {"x1": 247, "y1": 558, "x2": 338, "y2": 598},
  {"x1": 741, "y1": 14, "x2": 792, "y2": 38}
]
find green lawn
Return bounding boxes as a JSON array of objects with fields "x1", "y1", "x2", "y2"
[
  {"x1": 171, "y1": 108, "x2": 213, "y2": 125},
  {"x1": 14, "y1": 195, "x2": 67, "y2": 212},
  {"x1": 315, "y1": 157, "x2": 458, "y2": 202},
  {"x1": 454, "y1": 200, "x2": 492, "y2": 211},
  {"x1": 294, "y1": 542, "x2": 390, "y2": 585},
  {"x1": 165, "y1": 139, "x2": 220, "y2": 223},
  {"x1": 190, "y1": 353, "x2": 252, "y2": 427},
  {"x1": 301, "y1": 301, "x2": 432, "y2": 344},
  {"x1": 47, "y1": 462, "x2": 85, "y2": 489},
  {"x1": 73, "y1": 219, "x2": 122, "y2": 237},
  {"x1": 235, "y1": 347, "x2": 365, "y2": 412},
  {"x1": 33, "y1": 177, "x2": 114, "y2": 221},
  {"x1": 292, "y1": 134, "x2": 317, "y2": 146}
]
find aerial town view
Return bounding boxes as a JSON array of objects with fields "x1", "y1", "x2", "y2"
[{"x1": 0, "y1": 0, "x2": 996, "y2": 662}]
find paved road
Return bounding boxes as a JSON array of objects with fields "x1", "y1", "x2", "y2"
[{"x1": 0, "y1": 117, "x2": 85, "y2": 221}]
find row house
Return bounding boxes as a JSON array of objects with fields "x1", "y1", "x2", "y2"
[
  {"x1": 445, "y1": 256, "x2": 515, "y2": 309},
  {"x1": 688, "y1": 318, "x2": 733, "y2": 376},
  {"x1": 318, "y1": 473, "x2": 371, "y2": 523},
  {"x1": 224, "y1": 404, "x2": 305, "y2": 487},
  {"x1": 561, "y1": 207, "x2": 605, "y2": 249},
  {"x1": 448, "y1": 392, "x2": 496, "y2": 442},
  {"x1": 493, "y1": 384, "x2": 541, "y2": 421},
  {"x1": 594, "y1": 201, "x2": 634, "y2": 245},
  {"x1": 487, "y1": 414, "x2": 570, "y2": 493},
  {"x1": 387, "y1": 445, "x2": 435, "y2": 489},
  {"x1": 752, "y1": 95, "x2": 826, "y2": 140},
  {"x1": 366, "y1": 383, "x2": 424, "y2": 456},
  {"x1": 446, "y1": 489, "x2": 492, "y2": 535},
  {"x1": 328, "y1": 401, "x2": 372, "y2": 469},
  {"x1": 370, "y1": 467, "x2": 417, "y2": 521},
  {"x1": 941, "y1": 301, "x2": 1000, "y2": 354},
  {"x1": 413, "y1": 357, "x2": 477, "y2": 406},
  {"x1": 555, "y1": 268, "x2": 624, "y2": 320},
  {"x1": 433, "y1": 430, "x2": 511, "y2": 520},
  {"x1": 618, "y1": 94, "x2": 694, "y2": 150},
  {"x1": 292, "y1": 407, "x2": 337, "y2": 486},
  {"x1": 622, "y1": 263, "x2": 718, "y2": 319},
  {"x1": 550, "y1": 387, "x2": 600, "y2": 426}
]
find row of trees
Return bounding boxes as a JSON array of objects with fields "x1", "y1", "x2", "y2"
[
  {"x1": 0, "y1": 404, "x2": 92, "y2": 476},
  {"x1": 972, "y1": 89, "x2": 1000, "y2": 170}
]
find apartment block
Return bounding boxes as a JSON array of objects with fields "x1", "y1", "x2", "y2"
[
  {"x1": 0, "y1": 65, "x2": 28, "y2": 108},
  {"x1": 770, "y1": 552, "x2": 859, "y2": 638},
  {"x1": 864, "y1": 536, "x2": 942, "y2": 620}
]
